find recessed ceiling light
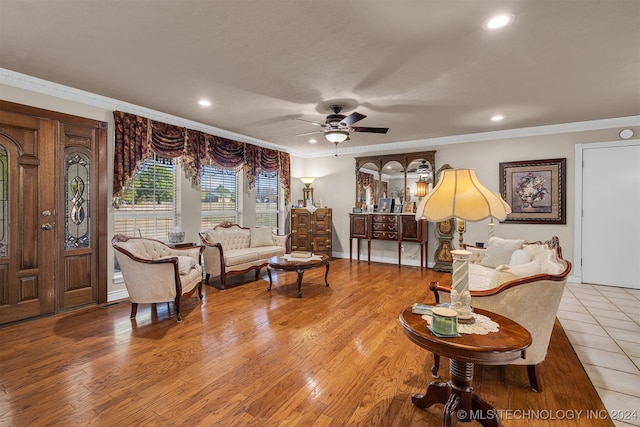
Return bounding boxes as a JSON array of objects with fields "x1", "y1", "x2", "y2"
[
  {"x1": 483, "y1": 13, "x2": 515, "y2": 30},
  {"x1": 308, "y1": 139, "x2": 317, "y2": 144},
  {"x1": 491, "y1": 114, "x2": 505, "y2": 121},
  {"x1": 198, "y1": 100, "x2": 212, "y2": 107}
]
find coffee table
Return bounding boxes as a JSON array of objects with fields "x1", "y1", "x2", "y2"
[
  {"x1": 399, "y1": 307, "x2": 531, "y2": 427},
  {"x1": 267, "y1": 254, "x2": 330, "y2": 297}
]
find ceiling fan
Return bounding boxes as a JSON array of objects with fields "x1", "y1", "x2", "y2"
[{"x1": 296, "y1": 105, "x2": 389, "y2": 146}]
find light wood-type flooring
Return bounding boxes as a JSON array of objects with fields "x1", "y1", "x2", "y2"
[{"x1": 0, "y1": 259, "x2": 610, "y2": 426}]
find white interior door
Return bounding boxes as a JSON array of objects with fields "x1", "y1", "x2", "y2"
[{"x1": 581, "y1": 141, "x2": 640, "y2": 289}]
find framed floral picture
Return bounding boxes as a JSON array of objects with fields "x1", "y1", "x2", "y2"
[
  {"x1": 403, "y1": 201, "x2": 416, "y2": 213},
  {"x1": 499, "y1": 158, "x2": 566, "y2": 224}
]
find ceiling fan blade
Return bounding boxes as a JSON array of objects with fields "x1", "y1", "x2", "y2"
[
  {"x1": 295, "y1": 130, "x2": 322, "y2": 137},
  {"x1": 340, "y1": 112, "x2": 366, "y2": 127},
  {"x1": 352, "y1": 126, "x2": 389, "y2": 134},
  {"x1": 295, "y1": 118, "x2": 325, "y2": 127}
]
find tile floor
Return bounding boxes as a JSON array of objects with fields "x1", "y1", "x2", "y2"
[{"x1": 559, "y1": 282, "x2": 640, "y2": 427}]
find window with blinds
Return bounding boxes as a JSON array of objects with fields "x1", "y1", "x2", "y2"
[
  {"x1": 255, "y1": 171, "x2": 280, "y2": 231},
  {"x1": 114, "y1": 155, "x2": 176, "y2": 240},
  {"x1": 200, "y1": 167, "x2": 239, "y2": 229}
]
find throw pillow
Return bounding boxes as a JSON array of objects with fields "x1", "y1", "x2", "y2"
[
  {"x1": 465, "y1": 246, "x2": 486, "y2": 264},
  {"x1": 489, "y1": 266, "x2": 518, "y2": 287},
  {"x1": 509, "y1": 260, "x2": 542, "y2": 277},
  {"x1": 160, "y1": 256, "x2": 197, "y2": 275},
  {"x1": 509, "y1": 249, "x2": 531, "y2": 266},
  {"x1": 250, "y1": 227, "x2": 273, "y2": 248},
  {"x1": 480, "y1": 237, "x2": 525, "y2": 269}
]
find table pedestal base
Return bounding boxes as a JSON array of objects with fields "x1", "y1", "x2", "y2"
[{"x1": 412, "y1": 359, "x2": 502, "y2": 427}]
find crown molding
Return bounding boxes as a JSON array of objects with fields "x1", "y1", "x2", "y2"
[
  {"x1": 3, "y1": 68, "x2": 638, "y2": 159},
  {"x1": 0, "y1": 68, "x2": 287, "y2": 153},
  {"x1": 312, "y1": 115, "x2": 640, "y2": 158}
]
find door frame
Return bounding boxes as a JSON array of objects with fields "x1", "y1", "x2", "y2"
[{"x1": 573, "y1": 138, "x2": 640, "y2": 284}]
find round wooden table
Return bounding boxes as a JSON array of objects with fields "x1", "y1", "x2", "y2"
[
  {"x1": 266, "y1": 254, "x2": 330, "y2": 297},
  {"x1": 399, "y1": 307, "x2": 531, "y2": 427}
]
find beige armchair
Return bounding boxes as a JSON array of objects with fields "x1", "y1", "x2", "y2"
[
  {"x1": 112, "y1": 235, "x2": 204, "y2": 323},
  {"x1": 429, "y1": 237, "x2": 572, "y2": 392}
]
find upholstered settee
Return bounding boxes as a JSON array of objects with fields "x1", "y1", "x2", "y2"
[
  {"x1": 199, "y1": 222, "x2": 290, "y2": 290},
  {"x1": 429, "y1": 236, "x2": 572, "y2": 392},
  {"x1": 112, "y1": 234, "x2": 204, "y2": 323}
]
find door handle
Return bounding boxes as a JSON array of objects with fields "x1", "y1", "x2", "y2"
[{"x1": 41, "y1": 223, "x2": 53, "y2": 230}]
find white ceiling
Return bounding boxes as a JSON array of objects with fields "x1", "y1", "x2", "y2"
[{"x1": 1, "y1": 0, "x2": 639, "y2": 157}]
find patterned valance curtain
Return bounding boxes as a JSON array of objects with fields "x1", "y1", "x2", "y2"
[
  {"x1": 113, "y1": 111, "x2": 291, "y2": 204},
  {"x1": 357, "y1": 171, "x2": 375, "y2": 204},
  {"x1": 357, "y1": 171, "x2": 374, "y2": 191}
]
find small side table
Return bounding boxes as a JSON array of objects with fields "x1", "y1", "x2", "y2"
[
  {"x1": 399, "y1": 307, "x2": 531, "y2": 427},
  {"x1": 166, "y1": 242, "x2": 200, "y2": 249}
]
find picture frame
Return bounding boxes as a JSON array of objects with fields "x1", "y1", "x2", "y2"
[
  {"x1": 499, "y1": 158, "x2": 566, "y2": 224},
  {"x1": 393, "y1": 204, "x2": 402, "y2": 213},
  {"x1": 403, "y1": 201, "x2": 416, "y2": 213},
  {"x1": 378, "y1": 198, "x2": 392, "y2": 213}
]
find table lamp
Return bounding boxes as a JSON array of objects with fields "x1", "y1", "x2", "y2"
[
  {"x1": 299, "y1": 177, "x2": 315, "y2": 205},
  {"x1": 415, "y1": 168, "x2": 510, "y2": 323}
]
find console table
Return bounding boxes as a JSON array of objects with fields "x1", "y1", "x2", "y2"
[{"x1": 349, "y1": 213, "x2": 428, "y2": 269}]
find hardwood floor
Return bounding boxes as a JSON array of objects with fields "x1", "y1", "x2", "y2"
[{"x1": 0, "y1": 259, "x2": 611, "y2": 426}]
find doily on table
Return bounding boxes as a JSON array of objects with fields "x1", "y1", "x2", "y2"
[{"x1": 422, "y1": 312, "x2": 499, "y2": 335}]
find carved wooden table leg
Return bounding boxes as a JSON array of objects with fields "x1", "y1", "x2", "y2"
[
  {"x1": 324, "y1": 260, "x2": 330, "y2": 287},
  {"x1": 266, "y1": 265, "x2": 273, "y2": 291},
  {"x1": 412, "y1": 381, "x2": 450, "y2": 408},
  {"x1": 295, "y1": 268, "x2": 305, "y2": 297},
  {"x1": 412, "y1": 359, "x2": 502, "y2": 427}
]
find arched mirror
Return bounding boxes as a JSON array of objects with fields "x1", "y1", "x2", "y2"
[
  {"x1": 355, "y1": 151, "x2": 436, "y2": 209},
  {"x1": 382, "y1": 160, "x2": 404, "y2": 212}
]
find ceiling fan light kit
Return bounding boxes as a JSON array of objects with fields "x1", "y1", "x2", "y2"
[{"x1": 325, "y1": 130, "x2": 350, "y2": 144}]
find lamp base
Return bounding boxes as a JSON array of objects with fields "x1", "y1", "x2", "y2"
[{"x1": 457, "y1": 314, "x2": 476, "y2": 324}]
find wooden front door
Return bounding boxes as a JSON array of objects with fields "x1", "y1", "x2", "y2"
[
  {"x1": 0, "y1": 102, "x2": 107, "y2": 325},
  {"x1": 0, "y1": 111, "x2": 56, "y2": 323}
]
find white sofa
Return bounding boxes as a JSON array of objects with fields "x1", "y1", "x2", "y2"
[
  {"x1": 430, "y1": 236, "x2": 572, "y2": 391},
  {"x1": 199, "y1": 222, "x2": 290, "y2": 290},
  {"x1": 112, "y1": 235, "x2": 204, "y2": 322}
]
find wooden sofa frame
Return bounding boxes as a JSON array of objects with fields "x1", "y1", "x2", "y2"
[{"x1": 199, "y1": 222, "x2": 291, "y2": 290}]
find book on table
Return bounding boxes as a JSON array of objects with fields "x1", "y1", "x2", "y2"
[{"x1": 291, "y1": 251, "x2": 312, "y2": 258}]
